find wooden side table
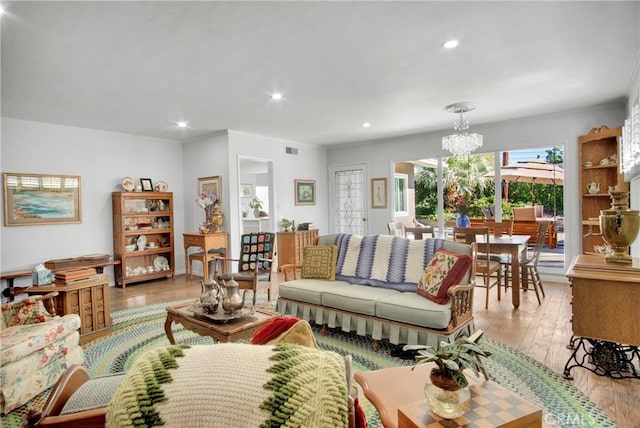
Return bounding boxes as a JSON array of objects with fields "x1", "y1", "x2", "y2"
[
  {"x1": 183, "y1": 232, "x2": 228, "y2": 280},
  {"x1": 26, "y1": 275, "x2": 112, "y2": 344}
]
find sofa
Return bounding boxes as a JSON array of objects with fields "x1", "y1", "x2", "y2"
[
  {"x1": 0, "y1": 292, "x2": 84, "y2": 414},
  {"x1": 277, "y1": 233, "x2": 477, "y2": 350}
]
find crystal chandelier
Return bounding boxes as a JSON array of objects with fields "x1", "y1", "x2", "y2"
[{"x1": 441, "y1": 103, "x2": 483, "y2": 157}]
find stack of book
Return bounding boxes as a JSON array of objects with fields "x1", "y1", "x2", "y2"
[{"x1": 54, "y1": 268, "x2": 98, "y2": 284}]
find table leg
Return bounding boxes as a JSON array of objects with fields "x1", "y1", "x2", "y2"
[
  {"x1": 184, "y1": 246, "x2": 190, "y2": 281},
  {"x1": 202, "y1": 245, "x2": 209, "y2": 281},
  {"x1": 510, "y1": 247, "x2": 521, "y2": 308},
  {"x1": 164, "y1": 315, "x2": 176, "y2": 344}
]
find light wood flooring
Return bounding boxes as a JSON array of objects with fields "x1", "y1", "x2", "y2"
[{"x1": 110, "y1": 274, "x2": 639, "y2": 428}]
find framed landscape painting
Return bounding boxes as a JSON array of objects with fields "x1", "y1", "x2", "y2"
[
  {"x1": 3, "y1": 172, "x2": 82, "y2": 226},
  {"x1": 295, "y1": 179, "x2": 316, "y2": 205}
]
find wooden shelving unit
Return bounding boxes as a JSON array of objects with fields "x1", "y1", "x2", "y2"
[
  {"x1": 112, "y1": 192, "x2": 175, "y2": 287},
  {"x1": 578, "y1": 126, "x2": 628, "y2": 254}
]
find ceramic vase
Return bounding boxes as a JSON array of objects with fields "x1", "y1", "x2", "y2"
[{"x1": 456, "y1": 213, "x2": 470, "y2": 228}]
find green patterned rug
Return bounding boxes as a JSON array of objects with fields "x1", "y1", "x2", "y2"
[{"x1": 2, "y1": 300, "x2": 617, "y2": 427}]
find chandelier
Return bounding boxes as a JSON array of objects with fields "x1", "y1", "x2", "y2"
[{"x1": 441, "y1": 103, "x2": 483, "y2": 157}]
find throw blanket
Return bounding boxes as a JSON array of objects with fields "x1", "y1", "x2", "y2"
[
  {"x1": 335, "y1": 233, "x2": 444, "y2": 292},
  {"x1": 106, "y1": 343, "x2": 348, "y2": 428}
]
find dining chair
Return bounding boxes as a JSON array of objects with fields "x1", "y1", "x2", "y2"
[
  {"x1": 452, "y1": 226, "x2": 503, "y2": 309},
  {"x1": 387, "y1": 222, "x2": 405, "y2": 237},
  {"x1": 504, "y1": 220, "x2": 549, "y2": 304},
  {"x1": 483, "y1": 220, "x2": 514, "y2": 289},
  {"x1": 214, "y1": 232, "x2": 275, "y2": 309},
  {"x1": 187, "y1": 247, "x2": 226, "y2": 281}
]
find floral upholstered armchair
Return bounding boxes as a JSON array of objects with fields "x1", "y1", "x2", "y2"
[{"x1": 0, "y1": 292, "x2": 84, "y2": 414}]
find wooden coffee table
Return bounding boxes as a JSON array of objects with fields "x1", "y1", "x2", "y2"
[
  {"x1": 355, "y1": 365, "x2": 542, "y2": 428},
  {"x1": 164, "y1": 301, "x2": 279, "y2": 344}
]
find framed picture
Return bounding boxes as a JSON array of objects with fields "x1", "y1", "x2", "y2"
[
  {"x1": 198, "y1": 175, "x2": 222, "y2": 202},
  {"x1": 371, "y1": 177, "x2": 387, "y2": 208},
  {"x1": 3, "y1": 172, "x2": 82, "y2": 226},
  {"x1": 140, "y1": 178, "x2": 153, "y2": 192},
  {"x1": 240, "y1": 183, "x2": 253, "y2": 198},
  {"x1": 295, "y1": 179, "x2": 316, "y2": 205}
]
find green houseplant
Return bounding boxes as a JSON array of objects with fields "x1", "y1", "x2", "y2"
[{"x1": 404, "y1": 335, "x2": 491, "y2": 419}]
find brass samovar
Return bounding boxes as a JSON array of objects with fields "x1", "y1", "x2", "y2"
[{"x1": 599, "y1": 191, "x2": 639, "y2": 263}]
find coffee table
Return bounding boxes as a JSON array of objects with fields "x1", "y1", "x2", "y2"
[
  {"x1": 355, "y1": 365, "x2": 542, "y2": 428},
  {"x1": 164, "y1": 301, "x2": 279, "y2": 344}
]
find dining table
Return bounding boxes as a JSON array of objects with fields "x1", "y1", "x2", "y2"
[{"x1": 476, "y1": 234, "x2": 530, "y2": 308}]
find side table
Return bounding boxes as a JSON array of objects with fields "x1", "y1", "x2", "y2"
[{"x1": 26, "y1": 275, "x2": 112, "y2": 344}]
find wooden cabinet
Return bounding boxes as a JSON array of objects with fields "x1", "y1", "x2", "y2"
[
  {"x1": 276, "y1": 229, "x2": 319, "y2": 266},
  {"x1": 112, "y1": 192, "x2": 175, "y2": 287},
  {"x1": 578, "y1": 126, "x2": 628, "y2": 254},
  {"x1": 27, "y1": 276, "x2": 112, "y2": 344}
]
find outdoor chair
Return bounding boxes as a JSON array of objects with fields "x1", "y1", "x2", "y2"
[
  {"x1": 504, "y1": 220, "x2": 549, "y2": 304},
  {"x1": 214, "y1": 232, "x2": 275, "y2": 308},
  {"x1": 452, "y1": 226, "x2": 503, "y2": 309},
  {"x1": 512, "y1": 206, "x2": 536, "y2": 221}
]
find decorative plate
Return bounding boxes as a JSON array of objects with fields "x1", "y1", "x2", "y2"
[
  {"x1": 136, "y1": 235, "x2": 147, "y2": 250},
  {"x1": 153, "y1": 255, "x2": 168, "y2": 269},
  {"x1": 154, "y1": 181, "x2": 168, "y2": 192},
  {"x1": 121, "y1": 177, "x2": 135, "y2": 192}
]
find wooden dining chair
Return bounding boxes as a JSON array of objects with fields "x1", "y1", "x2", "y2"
[
  {"x1": 452, "y1": 226, "x2": 503, "y2": 309},
  {"x1": 484, "y1": 220, "x2": 514, "y2": 289},
  {"x1": 504, "y1": 220, "x2": 549, "y2": 304}
]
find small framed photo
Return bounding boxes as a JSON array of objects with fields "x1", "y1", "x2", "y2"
[
  {"x1": 140, "y1": 178, "x2": 153, "y2": 192},
  {"x1": 240, "y1": 183, "x2": 253, "y2": 198},
  {"x1": 295, "y1": 179, "x2": 316, "y2": 205},
  {"x1": 371, "y1": 178, "x2": 387, "y2": 208},
  {"x1": 198, "y1": 175, "x2": 222, "y2": 202}
]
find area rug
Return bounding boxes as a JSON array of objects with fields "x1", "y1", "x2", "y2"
[{"x1": 2, "y1": 300, "x2": 617, "y2": 428}]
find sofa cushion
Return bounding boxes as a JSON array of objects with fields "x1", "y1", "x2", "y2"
[
  {"x1": 301, "y1": 245, "x2": 338, "y2": 281},
  {"x1": 321, "y1": 284, "x2": 398, "y2": 316},
  {"x1": 1, "y1": 298, "x2": 55, "y2": 327},
  {"x1": 278, "y1": 279, "x2": 349, "y2": 306},
  {"x1": 376, "y1": 292, "x2": 452, "y2": 330},
  {"x1": 416, "y1": 248, "x2": 473, "y2": 304}
]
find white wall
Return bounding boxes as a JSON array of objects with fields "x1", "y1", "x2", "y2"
[
  {"x1": 626, "y1": 48, "x2": 640, "y2": 257},
  {"x1": 1, "y1": 118, "x2": 185, "y2": 286},
  {"x1": 327, "y1": 104, "x2": 627, "y2": 270}
]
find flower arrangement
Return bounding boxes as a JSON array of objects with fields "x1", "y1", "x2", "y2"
[
  {"x1": 196, "y1": 192, "x2": 217, "y2": 218},
  {"x1": 453, "y1": 196, "x2": 469, "y2": 215}
]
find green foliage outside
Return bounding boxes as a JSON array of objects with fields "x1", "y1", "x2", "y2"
[{"x1": 415, "y1": 147, "x2": 564, "y2": 220}]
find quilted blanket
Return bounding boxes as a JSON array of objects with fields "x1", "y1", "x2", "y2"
[{"x1": 334, "y1": 233, "x2": 444, "y2": 292}]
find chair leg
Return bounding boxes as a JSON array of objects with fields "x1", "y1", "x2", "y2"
[
  {"x1": 484, "y1": 274, "x2": 489, "y2": 309},
  {"x1": 497, "y1": 269, "x2": 501, "y2": 302},
  {"x1": 535, "y1": 270, "x2": 545, "y2": 297},
  {"x1": 527, "y1": 266, "x2": 542, "y2": 305}
]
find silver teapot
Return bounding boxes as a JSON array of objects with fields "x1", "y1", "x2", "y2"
[
  {"x1": 200, "y1": 275, "x2": 221, "y2": 314},
  {"x1": 221, "y1": 277, "x2": 247, "y2": 314}
]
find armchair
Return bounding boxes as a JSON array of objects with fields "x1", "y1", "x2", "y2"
[
  {"x1": 215, "y1": 232, "x2": 275, "y2": 308},
  {"x1": 1, "y1": 292, "x2": 84, "y2": 414}
]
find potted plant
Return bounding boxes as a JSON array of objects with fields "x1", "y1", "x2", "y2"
[
  {"x1": 404, "y1": 335, "x2": 491, "y2": 419},
  {"x1": 248, "y1": 197, "x2": 263, "y2": 218},
  {"x1": 280, "y1": 218, "x2": 293, "y2": 232}
]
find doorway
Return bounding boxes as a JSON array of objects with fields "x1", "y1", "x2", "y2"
[{"x1": 329, "y1": 163, "x2": 368, "y2": 235}]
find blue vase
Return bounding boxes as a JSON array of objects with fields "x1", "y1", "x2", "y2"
[{"x1": 456, "y1": 213, "x2": 470, "y2": 227}]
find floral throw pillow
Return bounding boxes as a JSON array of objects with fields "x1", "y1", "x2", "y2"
[
  {"x1": 416, "y1": 248, "x2": 472, "y2": 304},
  {"x1": 301, "y1": 245, "x2": 338, "y2": 281},
  {"x1": 2, "y1": 298, "x2": 55, "y2": 327}
]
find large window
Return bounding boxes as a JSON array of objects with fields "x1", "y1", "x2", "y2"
[{"x1": 394, "y1": 173, "x2": 408, "y2": 215}]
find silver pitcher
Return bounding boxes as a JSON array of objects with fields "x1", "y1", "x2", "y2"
[
  {"x1": 221, "y1": 277, "x2": 247, "y2": 314},
  {"x1": 200, "y1": 275, "x2": 221, "y2": 314}
]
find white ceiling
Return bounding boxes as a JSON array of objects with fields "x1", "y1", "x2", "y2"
[{"x1": 2, "y1": 1, "x2": 639, "y2": 146}]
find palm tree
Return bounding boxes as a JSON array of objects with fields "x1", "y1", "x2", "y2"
[{"x1": 443, "y1": 155, "x2": 492, "y2": 199}]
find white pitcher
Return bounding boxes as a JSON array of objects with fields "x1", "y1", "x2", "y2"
[{"x1": 586, "y1": 182, "x2": 600, "y2": 194}]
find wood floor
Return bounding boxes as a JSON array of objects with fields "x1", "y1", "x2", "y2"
[{"x1": 110, "y1": 274, "x2": 639, "y2": 428}]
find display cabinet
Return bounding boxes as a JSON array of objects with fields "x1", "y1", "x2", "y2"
[
  {"x1": 276, "y1": 229, "x2": 319, "y2": 267},
  {"x1": 112, "y1": 192, "x2": 175, "y2": 287},
  {"x1": 578, "y1": 126, "x2": 628, "y2": 254}
]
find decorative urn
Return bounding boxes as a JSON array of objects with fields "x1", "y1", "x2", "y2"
[{"x1": 599, "y1": 191, "x2": 639, "y2": 263}]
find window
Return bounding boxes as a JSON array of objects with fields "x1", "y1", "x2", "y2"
[{"x1": 394, "y1": 173, "x2": 408, "y2": 215}]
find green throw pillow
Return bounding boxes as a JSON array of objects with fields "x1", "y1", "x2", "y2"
[{"x1": 301, "y1": 245, "x2": 338, "y2": 281}]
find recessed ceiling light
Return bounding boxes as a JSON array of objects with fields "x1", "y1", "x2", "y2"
[
  {"x1": 177, "y1": 121, "x2": 188, "y2": 128},
  {"x1": 271, "y1": 93, "x2": 283, "y2": 101},
  {"x1": 362, "y1": 122, "x2": 371, "y2": 128},
  {"x1": 442, "y1": 39, "x2": 459, "y2": 49}
]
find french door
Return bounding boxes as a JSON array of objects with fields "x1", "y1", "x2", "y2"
[{"x1": 329, "y1": 164, "x2": 367, "y2": 235}]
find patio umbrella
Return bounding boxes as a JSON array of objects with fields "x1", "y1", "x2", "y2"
[{"x1": 484, "y1": 158, "x2": 564, "y2": 210}]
